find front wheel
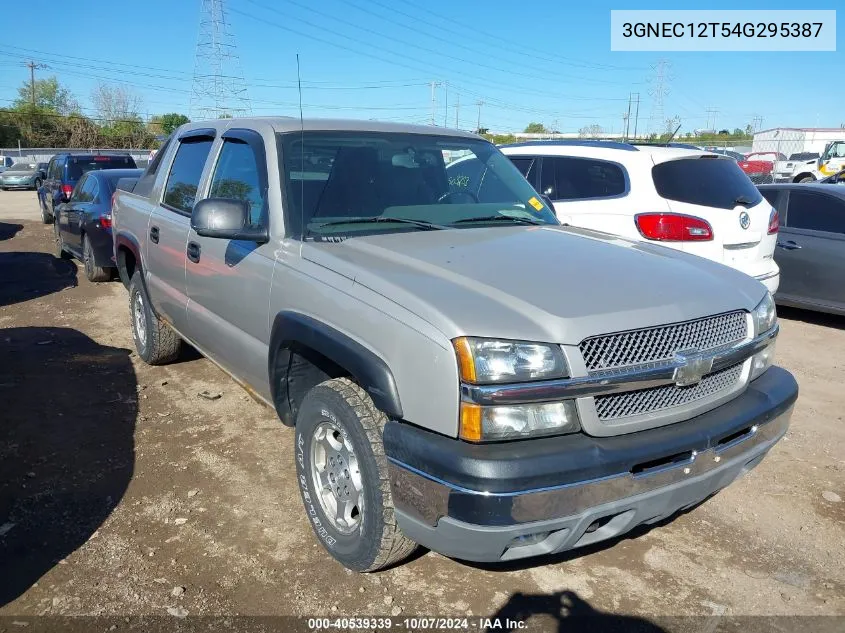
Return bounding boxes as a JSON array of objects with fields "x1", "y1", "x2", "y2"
[
  {"x1": 53, "y1": 221, "x2": 72, "y2": 260},
  {"x1": 295, "y1": 378, "x2": 416, "y2": 572},
  {"x1": 798, "y1": 176, "x2": 815, "y2": 183},
  {"x1": 33, "y1": 177, "x2": 42, "y2": 190}
]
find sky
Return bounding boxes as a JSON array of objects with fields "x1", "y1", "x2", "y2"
[{"x1": 0, "y1": 0, "x2": 841, "y2": 135}]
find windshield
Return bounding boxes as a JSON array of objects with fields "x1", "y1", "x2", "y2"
[
  {"x1": 652, "y1": 157, "x2": 763, "y2": 209},
  {"x1": 68, "y1": 156, "x2": 136, "y2": 180},
  {"x1": 279, "y1": 131, "x2": 557, "y2": 238},
  {"x1": 5, "y1": 164, "x2": 36, "y2": 173}
]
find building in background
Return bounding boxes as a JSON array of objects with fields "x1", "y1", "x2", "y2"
[{"x1": 753, "y1": 127, "x2": 845, "y2": 156}]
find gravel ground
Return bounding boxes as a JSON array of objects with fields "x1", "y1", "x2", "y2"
[{"x1": 1, "y1": 190, "x2": 843, "y2": 631}]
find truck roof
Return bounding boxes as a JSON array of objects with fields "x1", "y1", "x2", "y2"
[{"x1": 181, "y1": 117, "x2": 482, "y2": 139}]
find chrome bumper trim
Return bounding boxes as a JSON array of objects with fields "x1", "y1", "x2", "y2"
[
  {"x1": 387, "y1": 404, "x2": 791, "y2": 527},
  {"x1": 461, "y1": 325, "x2": 778, "y2": 406}
]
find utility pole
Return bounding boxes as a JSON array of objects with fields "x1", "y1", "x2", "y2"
[
  {"x1": 24, "y1": 60, "x2": 47, "y2": 107},
  {"x1": 443, "y1": 83, "x2": 448, "y2": 127},
  {"x1": 624, "y1": 93, "x2": 632, "y2": 139},
  {"x1": 633, "y1": 92, "x2": 640, "y2": 138},
  {"x1": 705, "y1": 107, "x2": 719, "y2": 131},
  {"x1": 475, "y1": 100, "x2": 484, "y2": 133},
  {"x1": 455, "y1": 94, "x2": 460, "y2": 129},
  {"x1": 429, "y1": 80, "x2": 441, "y2": 126}
]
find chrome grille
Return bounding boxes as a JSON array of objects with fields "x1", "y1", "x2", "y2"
[
  {"x1": 580, "y1": 311, "x2": 747, "y2": 372},
  {"x1": 594, "y1": 363, "x2": 744, "y2": 422}
]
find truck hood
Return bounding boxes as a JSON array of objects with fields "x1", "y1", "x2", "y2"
[{"x1": 302, "y1": 225, "x2": 767, "y2": 344}]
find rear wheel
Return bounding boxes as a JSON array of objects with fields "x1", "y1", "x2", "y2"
[
  {"x1": 294, "y1": 378, "x2": 416, "y2": 572},
  {"x1": 83, "y1": 234, "x2": 111, "y2": 282},
  {"x1": 33, "y1": 177, "x2": 42, "y2": 190},
  {"x1": 53, "y1": 220, "x2": 72, "y2": 260},
  {"x1": 129, "y1": 270, "x2": 181, "y2": 365},
  {"x1": 798, "y1": 176, "x2": 815, "y2": 183}
]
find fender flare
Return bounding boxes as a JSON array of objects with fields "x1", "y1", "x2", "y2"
[
  {"x1": 268, "y1": 311, "x2": 403, "y2": 422},
  {"x1": 115, "y1": 232, "x2": 150, "y2": 297}
]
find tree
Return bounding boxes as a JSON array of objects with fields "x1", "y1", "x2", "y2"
[
  {"x1": 157, "y1": 113, "x2": 190, "y2": 135},
  {"x1": 91, "y1": 83, "x2": 142, "y2": 125},
  {"x1": 524, "y1": 122, "x2": 547, "y2": 134},
  {"x1": 745, "y1": 124, "x2": 754, "y2": 136},
  {"x1": 578, "y1": 124, "x2": 603, "y2": 138},
  {"x1": 12, "y1": 76, "x2": 79, "y2": 115}
]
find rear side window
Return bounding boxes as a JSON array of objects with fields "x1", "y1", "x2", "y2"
[
  {"x1": 652, "y1": 157, "x2": 762, "y2": 210},
  {"x1": 760, "y1": 189, "x2": 780, "y2": 207},
  {"x1": 540, "y1": 157, "x2": 626, "y2": 201},
  {"x1": 163, "y1": 138, "x2": 214, "y2": 213},
  {"x1": 508, "y1": 157, "x2": 537, "y2": 181},
  {"x1": 67, "y1": 156, "x2": 136, "y2": 180},
  {"x1": 786, "y1": 191, "x2": 845, "y2": 234},
  {"x1": 209, "y1": 139, "x2": 267, "y2": 224}
]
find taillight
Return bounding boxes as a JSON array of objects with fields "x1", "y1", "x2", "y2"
[
  {"x1": 99, "y1": 215, "x2": 112, "y2": 229},
  {"x1": 61, "y1": 184, "x2": 73, "y2": 197},
  {"x1": 768, "y1": 208, "x2": 779, "y2": 235},
  {"x1": 635, "y1": 213, "x2": 713, "y2": 242}
]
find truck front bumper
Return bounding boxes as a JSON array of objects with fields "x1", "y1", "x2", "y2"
[{"x1": 384, "y1": 366, "x2": 797, "y2": 563}]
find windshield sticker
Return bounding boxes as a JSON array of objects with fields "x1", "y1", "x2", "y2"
[{"x1": 528, "y1": 196, "x2": 544, "y2": 212}]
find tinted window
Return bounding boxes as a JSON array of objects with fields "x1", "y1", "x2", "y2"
[
  {"x1": 760, "y1": 189, "x2": 780, "y2": 206},
  {"x1": 163, "y1": 138, "x2": 214, "y2": 213},
  {"x1": 652, "y1": 157, "x2": 762, "y2": 209},
  {"x1": 788, "y1": 152, "x2": 819, "y2": 161},
  {"x1": 67, "y1": 155, "x2": 136, "y2": 180},
  {"x1": 540, "y1": 157, "x2": 626, "y2": 201},
  {"x1": 47, "y1": 159, "x2": 59, "y2": 179},
  {"x1": 508, "y1": 157, "x2": 536, "y2": 181},
  {"x1": 786, "y1": 191, "x2": 845, "y2": 233},
  {"x1": 209, "y1": 140, "x2": 266, "y2": 224}
]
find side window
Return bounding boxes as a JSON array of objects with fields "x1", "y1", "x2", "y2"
[
  {"x1": 46, "y1": 159, "x2": 55, "y2": 179},
  {"x1": 509, "y1": 157, "x2": 536, "y2": 180},
  {"x1": 541, "y1": 157, "x2": 627, "y2": 201},
  {"x1": 786, "y1": 191, "x2": 845, "y2": 233},
  {"x1": 71, "y1": 175, "x2": 88, "y2": 202},
  {"x1": 134, "y1": 135, "x2": 174, "y2": 198},
  {"x1": 208, "y1": 139, "x2": 267, "y2": 224},
  {"x1": 48, "y1": 158, "x2": 59, "y2": 180},
  {"x1": 760, "y1": 189, "x2": 780, "y2": 207},
  {"x1": 162, "y1": 137, "x2": 214, "y2": 213}
]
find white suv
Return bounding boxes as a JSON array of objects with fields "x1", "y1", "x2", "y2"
[{"x1": 498, "y1": 141, "x2": 780, "y2": 292}]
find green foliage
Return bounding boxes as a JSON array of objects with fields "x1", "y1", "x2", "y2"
[
  {"x1": 524, "y1": 122, "x2": 547, "y2": 134},
  {"x1": 13, "y1": 77, "x2": 79, "y2": 115},
  {"x1": 157, "y1": 113, "x2": 190, "y2": 135},
  {"x1": 482, "y1": 133, "x2": 518, "y2": 145}
]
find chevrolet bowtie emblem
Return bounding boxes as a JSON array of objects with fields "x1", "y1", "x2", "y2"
[{"x1": 672, "y1": 350, "x2": 714, "y2": 387}]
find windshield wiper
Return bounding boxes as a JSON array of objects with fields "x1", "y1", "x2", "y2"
[
  {"x1": 310, "y1": 216, "x2": 447, "y2": 231},
  {"x1": 734, "y1": 195, "x2": 756, "y2": 206},
  {"x1": 452, "y1": 214, "x2": 546, "y2": 226}
]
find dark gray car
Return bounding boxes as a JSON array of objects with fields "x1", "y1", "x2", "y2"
[{"x1": 759, "y1": 183, "x2": 845, "y2": 315}]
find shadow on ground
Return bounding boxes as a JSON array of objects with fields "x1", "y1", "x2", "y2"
[
  {"x1": 0, "y1": 222, "x2": 23, "y2": 241},
  {"x1": 0, "y1": 251, "x2": 77, "y2": 307},
  {"x1": 486, "y1": 590, "x2": 666, "y2": 632},
  {"x1": 777, "y1": 305, "x2": 845, "y2": 331},
  {"x1": 0, "y1": 327, "x2": 137, "y2": 606}
]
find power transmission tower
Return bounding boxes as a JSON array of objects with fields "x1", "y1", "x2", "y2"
[
  {"x1": 705, "y1": 107, "x2": 719, "y2": 131},
  {"x1": 24, "y1": 60, "x2": 47, "y2": 106},
  {"x1": 190, "y1": 0, "x2": 251, "y2": 120},
  {"x1": 633, "y1": 92, "x2": 640, "y2": 138},
  {"x1": 752, "y1": 115, "x2": 763, "y2": 133},
  {"x1": 623, "y1": 93, "x2": 632, "y2": 139},
  {"x1": 475, "y1": 100, "x2": 485, "y2": 133},
  {"x1": 647, "y1": 59, "x2": 670, "y2": 136}
]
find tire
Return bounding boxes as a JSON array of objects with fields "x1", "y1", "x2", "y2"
[
  {"x1": 294, "y1": 378, "x2": 417, "y2": 572},
  {"x1": 129, "y1": 270, "x2": 181, "y2": 365},
  {"x1": 33, "y1": 178, "x2": 42, "y2": 190},
  {"x1": 53, "y1": 220, "x2": 73, "y2": 260},
  {"x1": 83, "y1": 234, "x2": 111, "y2": 282},
  {"x1": 798, "y1": 176, "x2": 815, "y2": 183}
]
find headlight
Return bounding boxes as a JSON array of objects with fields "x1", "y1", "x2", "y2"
[
  {"x1": 460, "y1": 401, "x2": 580, "y2": 441},
  {"x1": 750, "y1": 340, "x2": 776, "y2": 382},
  {"x1": 752, "y1": 292, "x2": 777, "y2": 335},
  {"x1": 453, "y1": 337, "x2": 568, "y2": 384}
]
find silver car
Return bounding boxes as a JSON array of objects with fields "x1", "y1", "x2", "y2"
[
  {"x1": 112, "y1": 118, "x2": 797, "y2": 571},
  {"x1": 0, "y1": 162, "x2": 44, "y2": 190}
]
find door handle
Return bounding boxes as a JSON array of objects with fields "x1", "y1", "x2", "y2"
[
  {"x1": 187, "y1": 241, "x2": 201, "y2": 263},
  {"x1": 776, "y1": 240, "x2": 802, "y2": 250},
  {"x1": 149, "y1": 226, "x2": 159, "y2": 244}
]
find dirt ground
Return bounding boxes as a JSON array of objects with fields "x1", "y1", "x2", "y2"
[{"x1": 1, "y1": 190, "x2": 843, "y2": 631}]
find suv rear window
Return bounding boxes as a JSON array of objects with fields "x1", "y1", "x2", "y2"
[
  {"x1": 67, "y1": 155, "x2": 136, "y2": 180},
  {"x1": 652, "y1": 157, "x2": 763, "y2": 210}
]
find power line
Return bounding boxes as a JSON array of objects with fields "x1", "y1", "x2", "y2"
[{"x1": 23, "y1": 60, "x2": 47, "y2": 106}]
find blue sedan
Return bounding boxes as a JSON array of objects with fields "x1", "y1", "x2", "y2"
[{"x1": 54, "y1": 168, "x2": 142, "y2": 282}]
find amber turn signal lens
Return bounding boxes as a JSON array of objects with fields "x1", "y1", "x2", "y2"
[
  {"x1": 459, "y1": 402, "x2": 483, "y2": 442},
  {"x1": 453, "y1": 336, "x2": 477, "y2": 383}
]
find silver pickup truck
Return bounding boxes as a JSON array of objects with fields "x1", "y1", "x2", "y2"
[{"x1": 112, "y1": 118, "x2": 797, "y2": 572}]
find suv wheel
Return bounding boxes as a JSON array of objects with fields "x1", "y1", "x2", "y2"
[
  {"x1": 798, "y1": 176, "x2": 815, "y2": 183},
  {"x1": 33, "y1": 177, "x2": 42, "y2": 190},
  {"x1": 83, "y1": 234, "x2": 111, "y2": 282},
  {"x1": 129, "y1": 270, "x2": 182, "y2": 365},
  {"x1": 295, "y1": 378, "x2": 416, "y2": 572}
]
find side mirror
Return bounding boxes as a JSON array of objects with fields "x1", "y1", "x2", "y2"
[
  {"x1": 540, "y1": 194, "x2": 555, "y2": 209},
  {"x1": 191, "y1": 198, "x2": 268, "y2": 243}
]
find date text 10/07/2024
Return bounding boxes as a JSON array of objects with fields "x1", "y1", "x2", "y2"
[{"x1": 307, "y1": 617, "x2": 527, "y2": 630}]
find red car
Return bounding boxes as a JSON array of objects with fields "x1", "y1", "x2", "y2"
[{"x1": 739, "y1": 152, "x2": 786, "y2": 184}]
